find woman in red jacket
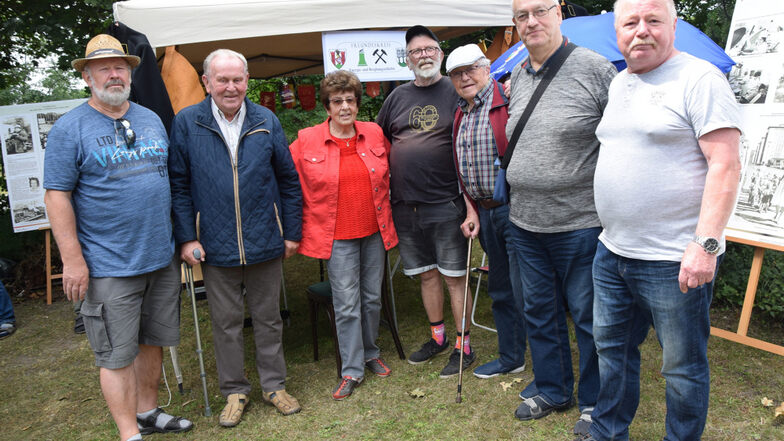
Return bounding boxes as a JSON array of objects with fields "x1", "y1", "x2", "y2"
[{"x1": 289, "y1": 71, "x2": 398, "y2": 400}]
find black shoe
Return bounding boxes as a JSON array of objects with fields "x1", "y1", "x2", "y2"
[
  {"x1": 73, "y1": 314, "x2": 85, "y2": 334},
  {"x1": 573, "y1": 406, "x2": 594, "y2": 435},
  {"x1": 438, "y1": 348, "x2": 476, "y2": 378},
  {"x1": 515, "y1": 394, "x2": 575, "y2": 421},
  {"x1": 407, "y1": 338, "x2": 450, "y2": 365},
  {"x1": 0, "y1": 323, "x2": 15, "y2": 339}
]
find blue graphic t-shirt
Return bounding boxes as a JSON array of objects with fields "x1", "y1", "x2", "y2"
[{"x1": 44, "y1": 102, "x2": 174, "y2": 277}]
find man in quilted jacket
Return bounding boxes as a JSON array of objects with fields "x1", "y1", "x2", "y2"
[{"x1": 169, "y1": 48, "x2": 303, "y2": 427}]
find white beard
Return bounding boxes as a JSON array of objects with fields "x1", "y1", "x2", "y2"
[{"x1": 412, "y1": 57, "x2": 442, "y2": 79}]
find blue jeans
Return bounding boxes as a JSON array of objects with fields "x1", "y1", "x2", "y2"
[
  {"x1": 477, "y1": 203, "x2": 526, "y2": 368},
  {"x1": 589, "y1": 242, "x2": 714, "y2": 441},
  {"x1": 0, "y1": 281, "x2": 15, "y2": 325},
  {"x1": 508, "y1": 225, "x2": 600, "y2": 408},
  {"x1": 327, "y1": 232, "x2": 385, "y2": 378}
]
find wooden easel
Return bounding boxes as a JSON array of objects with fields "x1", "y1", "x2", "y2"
[
  {"x1": 43, "y1": 228, "x2": 62, "y2": 305},
  {"x1": 710, "y1": 235, "x2": 784, "y2": 356}
]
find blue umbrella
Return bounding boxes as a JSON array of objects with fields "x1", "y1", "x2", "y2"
[{"x1": 491, "y1": 12, "x2": 736, "y2": 80}]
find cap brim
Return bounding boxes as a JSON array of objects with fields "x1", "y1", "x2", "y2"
[{"x1": 72, "y1": 54, "x2": 141, "y2": 72}]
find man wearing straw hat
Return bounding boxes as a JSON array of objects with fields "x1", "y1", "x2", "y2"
[{"x1": 44, "y1": 34, "x2": 192, "y2": 441}]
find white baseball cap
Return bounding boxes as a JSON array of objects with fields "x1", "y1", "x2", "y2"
[{"x1": 445, "y1": 44, "x2": 486, "y2": 74}]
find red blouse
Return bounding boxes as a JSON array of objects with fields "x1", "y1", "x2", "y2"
[{"x1": 331, "y1": 134, "x2": 379, "y2": 240}]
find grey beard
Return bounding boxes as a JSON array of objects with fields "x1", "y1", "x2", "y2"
[{"x1": 93, "y1": 85, "x2": 131, "y2": 107}]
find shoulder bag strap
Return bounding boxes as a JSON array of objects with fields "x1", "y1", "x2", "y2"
[{"x1": 500, "y1": 42, "x2": 577, "y2": 170}]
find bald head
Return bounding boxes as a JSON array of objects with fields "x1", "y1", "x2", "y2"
[{"x1": 614, "y1": 0, "x2": 676, "y2": 25}]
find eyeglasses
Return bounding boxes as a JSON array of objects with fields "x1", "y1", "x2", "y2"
[
  {"x1": 514, "y1": 4, "x2": 557, "y2": 23},
  {"x1": 449, "y1": 64, "x2": 484, "y2": 80},
  {"x1": 407, "y1": 46, "x2": 441, "y2": 59},
  {"x1": 114, "y1": 118, "x2": 136, "y2": 149},
  {"x1": 329, "y1": 97, "x2": 357, "y2": 106}
]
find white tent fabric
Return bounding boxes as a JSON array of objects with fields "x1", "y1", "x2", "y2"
[{"x1": 112, "y1": 0, "x2": 515, "y2": 78}]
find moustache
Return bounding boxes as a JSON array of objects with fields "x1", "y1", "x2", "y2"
[
  {"x1": 104, "y1": 80, "x2": 126, "y2": 89},
  {"x1": 417, "y1": 58, "x2": 437, "y2": 67},
  {"x1": 630, "y1": 38, "x2": 656, "y2": 49}
]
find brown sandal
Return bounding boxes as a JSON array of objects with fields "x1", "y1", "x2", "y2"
[{"x1": 262, "y1": 389, "x2": 301, "y2": 415}]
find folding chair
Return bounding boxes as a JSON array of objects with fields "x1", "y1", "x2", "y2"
[
  {"x1": 470, "y1": 252, "x2": 497, "y2": 333},
  {"x1": 307, "y1": 253, "x2": 406, "y2": 377}
]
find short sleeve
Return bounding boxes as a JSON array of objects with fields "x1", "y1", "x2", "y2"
[
  {"x1": 43, "y1": 122, "x2": 81, "y2": 191},
  {"x1": 685, "y1": 66, "x2": 742, "y2": 139}
]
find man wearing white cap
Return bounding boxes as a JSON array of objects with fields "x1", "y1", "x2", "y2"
[
  {"x1": 445, "y1": 44, "x2": 528, "y2": 381},
  {"x1": 44, "y1": 34, "x2": 192, "y2": 441}
]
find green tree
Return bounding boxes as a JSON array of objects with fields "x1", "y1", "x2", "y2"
[
  {"x1": 0, "y1": 66, "x2": 87, "y2": 106},
  {"x1": 580, "y1": 0, "x2": 736, "y2": 48},
  {"x1": 0, "y1": 0, "x2": 114, "y2": 89}
]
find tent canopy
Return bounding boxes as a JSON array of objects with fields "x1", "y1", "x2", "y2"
[{"x1": 113, "y1": 0, "x2": 515, "y2": 78}]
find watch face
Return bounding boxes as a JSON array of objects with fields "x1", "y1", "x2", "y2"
[{"x1": 703, "y1": 238, "x2": 720, "y2": 253}]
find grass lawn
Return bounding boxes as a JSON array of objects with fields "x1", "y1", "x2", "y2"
[{"x1": 2, "y1": 248, "x2": 784, "y2": 441}]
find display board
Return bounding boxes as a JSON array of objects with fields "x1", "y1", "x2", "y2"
[
  {"x1": 725, "y1": 0, "x2": 784, "y2": 246},
  {"x1": 0, "y1": 99, "x2": 86, "y2": 232}
]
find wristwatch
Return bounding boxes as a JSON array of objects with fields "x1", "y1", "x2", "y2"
[{"x1": 693, "y1": 235, "x2": 720, "y2": 255}]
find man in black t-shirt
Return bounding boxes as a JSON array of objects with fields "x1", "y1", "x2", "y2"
[{"x1": 376, "y1": 25, "x2": 476, "y2": 379}]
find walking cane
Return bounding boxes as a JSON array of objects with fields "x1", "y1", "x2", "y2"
[
  {"x1": 185, "y1": 248, "x2": 212, "y2": 416},
  {"x1": 168, "y1": 346, "x2": 185, "y2": 394},
  {"x1": 456, "y1": 222, "x2": 474, "y2": 404}
]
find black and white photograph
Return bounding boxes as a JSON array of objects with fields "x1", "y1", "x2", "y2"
[
  {"x1": 36, "y1": 112, "x2": 64, "y2": 149},
  {"x1": 728, "y1": 58, "x2": 772, "y2": 104},
  {"x1": 773, "y1": 65, "x2": 784, "y2": 103},
  {"x1": 2, "y1": 116, "x2": 34, "y2": 155},
  {"x1": 727, "y1": 14, "x2": 784, "y2": 57},
  {"x1": 727, "y1": 111, "x2": 784, "y2": 247},
  {"x1": 11, "y1": 201, "x2": 47, "y2": 225}
]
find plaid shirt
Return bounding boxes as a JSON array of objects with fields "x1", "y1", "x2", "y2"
[{"x1": 456, "y1": 81, "x2": 498, "y2": 201}]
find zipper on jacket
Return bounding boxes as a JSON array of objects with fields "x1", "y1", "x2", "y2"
[
  {"x1": 196, "y1": 118, "x2": 266, "y2": 265},
  {"x1": 273, "y1": 203, "x2": 283, "y2": 236}
]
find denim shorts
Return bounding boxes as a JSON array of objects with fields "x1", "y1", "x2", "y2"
[
  {"x1": 391, "y1": 197, "x2": 467, "y2": 277},
  {"x1": 81, "y1": 257, "x2": 181, "y2": 369}
]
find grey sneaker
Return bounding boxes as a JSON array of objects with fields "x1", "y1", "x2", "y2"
[
  {"x1": 407, "y1": 338, "x2": 450, "y2": 365},
  {"x1": 573, "y1": 406, "x2": 594, "y2": 435},
  {"x1": 332, "y1": 376, "x2": 363, "y2": 400},
  {"x1": 365, "y1": 357, "x2": 391, "y2": 377},
  {"x1": 0, "y1": 322, "x2": 15, "y2": 339},
  {"x1": 438, "y1": 348, "x2": 476, "y2": 378}
]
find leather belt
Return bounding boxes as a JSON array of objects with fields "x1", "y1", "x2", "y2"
[{"x1": 478, "y1": 199, "x2": 503, "y2": 210}]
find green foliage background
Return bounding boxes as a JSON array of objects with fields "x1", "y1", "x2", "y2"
[{"x1": 714, "y1": 243, "x2": 784, "y2": 319}]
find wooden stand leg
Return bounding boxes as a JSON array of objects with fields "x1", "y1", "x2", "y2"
[
  {"x1": 737, "y1": 247, "x2": 764, "y2": 336},
  {"x1": 711, "y1": 245, "x2": 784, "y2": 357},
  {"x1": 45, "y1": 229, "x2": 52, "y2": 305}
]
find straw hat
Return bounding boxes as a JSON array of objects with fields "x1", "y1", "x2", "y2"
[{"x1": 71, "y1": 34, "x2": 141, "y2": 72}]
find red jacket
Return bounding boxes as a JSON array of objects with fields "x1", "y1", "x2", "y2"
[{"x1": 290, "y1": 119, "x2": 398, "y2": 259}]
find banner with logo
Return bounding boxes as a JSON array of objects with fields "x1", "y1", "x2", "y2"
[
  {"x1": 322, "y1": 31, "x2": 415, "y2": 82},
  {"x1": 724, "y1": 0, "x2": 784, "y2": 248}
]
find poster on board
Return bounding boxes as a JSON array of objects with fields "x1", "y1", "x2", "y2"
[
  {"x1": 0, "y1": 99, "x2": 86, "y2": 233},
  {"x1": 725, "y1": 0, "x2": 784, "y2": 247},
  {"x1": 322, "y1": 31, "x2": 415, "y2": 82}
]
